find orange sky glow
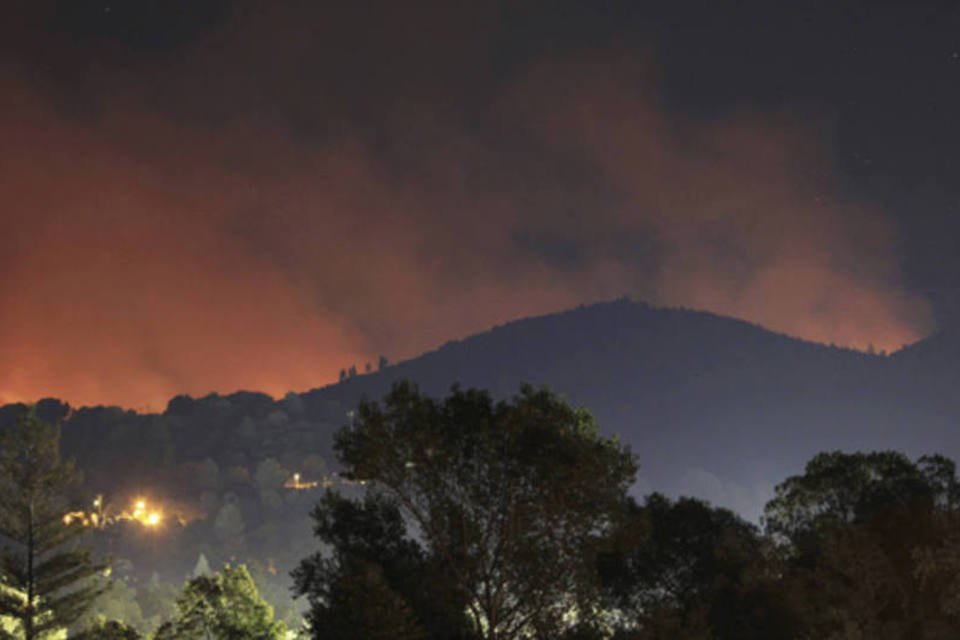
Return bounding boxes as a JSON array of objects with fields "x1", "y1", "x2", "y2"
[{"x1": 0, "y1": 42, "x2": 934, "y2": 410}]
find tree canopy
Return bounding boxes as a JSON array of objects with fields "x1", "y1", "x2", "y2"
[
  {"x1": 153, "y1": 564, "x2": 286, "y2": 640},
  {"x1": 597, "y1": 494, "x2": 797, "y2": 639},
  {"x1": 297, "y1": 381, "x2": 637, "y2": 640},
  {"x1": 294, "y1": 490, "x2": 470, "y2": 640},
  {"x1": 763, "y1": 451, "x2": 960, "y2": 550},
  {"x1": 763, "y1": 451, "x2": 960, "y2": 639}
]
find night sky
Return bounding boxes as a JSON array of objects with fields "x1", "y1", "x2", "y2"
[{"x1": 2, "y1": 0, "x2": 958, "y2": 408}]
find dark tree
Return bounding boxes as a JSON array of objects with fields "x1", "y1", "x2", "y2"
[
  {"x1": 301, "y1": 558, "x2": 424, "y2": 640},
  {"x1": 0, "y1": 408, "x2": 103, "y2": 639},
  {"x1": 764, "y1": 451, "x2": 960, "y2": 639},
  {"x1": 764, "y1": 451, "x2": 960, "y2": 554},
  {"x1": 598, "y1": 494, "x2": 797, "y2": 639},
  {"x1": 377, "y1": 355, "x2": 389, "y2": 370},
  {"x1": 325, "y1": 381, "x2": 636, "y2": 640},
  {"x1": 293, "y1": 491, "x2": 471, "y2": 640}
]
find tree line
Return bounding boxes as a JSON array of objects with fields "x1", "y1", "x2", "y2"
[
  {"x1": 3, "y1": 382, "x2": 960, "y2": 638},
  {"x1": 0, "y1": 390, "x2": 349, "y2": 629}
]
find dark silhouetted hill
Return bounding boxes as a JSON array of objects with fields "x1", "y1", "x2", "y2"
[
  {"x1": 4, "y1": 297, "x2": 960, "y2": 617},
  {"x1": 303, "y1": 298, "x2": 951, "y2": 518},
  {"x1": 3, "y1": 298, "x2": 957, "y2": 526}
]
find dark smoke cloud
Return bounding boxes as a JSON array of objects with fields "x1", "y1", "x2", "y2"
[{"x1": 0, "y1": 2, "x2": 932, "y2": 408}]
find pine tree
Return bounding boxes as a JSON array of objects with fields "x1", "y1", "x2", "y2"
[
  {"x1": 192, "y1": 554, "x2": 211, "y2": 578},
  {"x1": 0, "y1": 407, "x2": 103, "y2": 639}
]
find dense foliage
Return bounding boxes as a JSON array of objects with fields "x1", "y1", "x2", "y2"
[
  {"x1": 293, "y1": 491, "x2": 465, "y2": 640},
  {"x1": 597, "y1": 494, "x2": 798, "y2": 639},
  {"x1": 153, "y1": 564, "x2": 286, "y2": 640},
  {"x1": 291, "y1": 387, "x2": 960, "y2": 640},
  {"x1": 762, "y1": 451, "x2": 960, "y2": 639},
  {"x1": 5, "y1": 300, "x2": 960, "y2": 635},
  {"x1": 295, "y1": 382, "x2": 637, "y2": 639},
  {"x1": 7, "y1": 378, "x2": 960, "y2": 638},
  {"x1": 0, "y1": 391, "x2": 351, "y2": 631}
]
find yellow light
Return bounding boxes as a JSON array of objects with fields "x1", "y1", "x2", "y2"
[
  {"x1": 145, "y1": 512, "x2": 161, "y2": 527},
  {"x1": 63, "y1": 515, "x2": 72, "y2": 525},
  {"x1": 134, "y1": 499, "x2": 146, "y2": 513}
]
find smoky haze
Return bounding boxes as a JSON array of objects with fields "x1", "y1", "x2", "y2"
[{"x1": 0, "y1": 1, "x2": 933, "y2": 408}]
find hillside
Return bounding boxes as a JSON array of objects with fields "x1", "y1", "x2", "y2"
[
  {"x1": 1, "y1": 297, "x2": 956, "y2": 603},
  {"x1": 304, "y1": 299, "x2": 946, "y2": 518}
]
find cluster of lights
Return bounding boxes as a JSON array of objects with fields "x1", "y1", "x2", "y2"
[
  {"x1": 131, "y1": 499, "x2": 163, "y2": 527},
  {"x1": 283, "y1": 472, "x2": 321, "y2": 490},
  {"x1": 283, "y1": 471, "x2": 366, "y2": 491},
  {"x1": 63, "y1": 495, "x2": 163, "y2": 529}
]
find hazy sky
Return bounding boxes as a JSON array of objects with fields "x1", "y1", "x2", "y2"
[{"x1": 2, "y1": 1, "x2": 957, "y2": 408}]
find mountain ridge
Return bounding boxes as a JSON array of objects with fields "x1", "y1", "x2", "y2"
[
  {"x1": 6, "y1": 298, "x2": 955, "y2": 521},
  {"x1": 301, "y1": 298, "x2": 945, "y2": 519}
]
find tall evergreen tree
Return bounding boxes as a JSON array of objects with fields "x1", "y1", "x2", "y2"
[
  {"x1": 0, "y1": 407, "x2": 103, "y2": 639},
  {"x1": 191, "y1": 554, "x2": 211, "y2": 578}
]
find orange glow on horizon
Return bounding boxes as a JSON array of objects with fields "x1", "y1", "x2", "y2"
[{"x1": 0, "y1": 49, "x2": 934, "y2": 411}]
